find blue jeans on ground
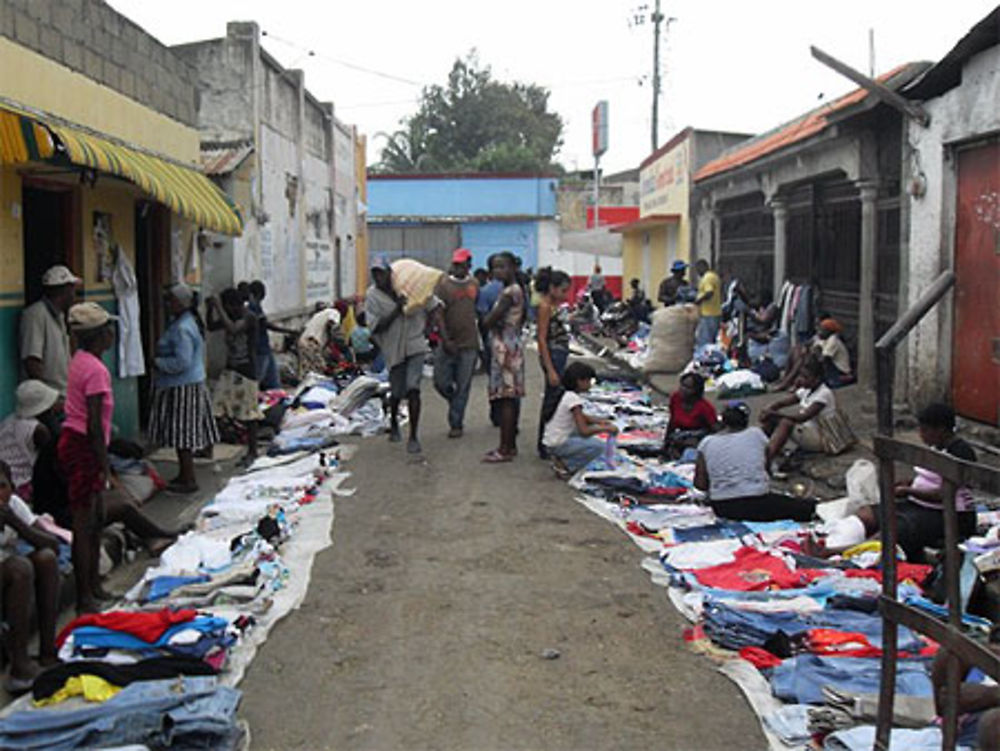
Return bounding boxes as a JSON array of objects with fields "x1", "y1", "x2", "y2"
[
  {"x1": 538, "y1": 347, "x2": 569, "y2": 456},
  {"x1": 549, "y1": 435, "x2": 605, "y2": 473},
  {"x1": 433, "y1": 347, "x2": 478, "y2": 430},
  {"x1": 257, "y1": 350, "x2": 280, "y2": 390},
  {"x1": 695, "y1": 315, "x2": 721, "y2": 348}
]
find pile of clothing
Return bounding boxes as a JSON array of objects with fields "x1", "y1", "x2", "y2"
[
  {"x1": 559, "y1": 378, "x2": 1000, "y2": 751},
  {"x1": 0, "y1": 446, "x2": 353, "y2": 749}
]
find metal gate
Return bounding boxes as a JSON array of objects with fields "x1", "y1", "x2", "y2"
[
  {"x1": 953, "y1": 141, "x2": 1000, "y2": 426},
  {"x1": 368, "y1": 223, "x2": 461, "y2": 272}
]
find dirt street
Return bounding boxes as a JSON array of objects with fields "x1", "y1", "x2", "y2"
[{"x1": 240, "y1": 362, "x2": 764, "y2": 750}]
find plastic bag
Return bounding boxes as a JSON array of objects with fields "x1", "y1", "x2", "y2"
[{"x1": 845, "y1": 459, "x2": 880, "y2": 505}]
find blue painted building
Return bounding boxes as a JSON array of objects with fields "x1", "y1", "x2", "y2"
[{"x1": 366, "y1": 173, "x2": 560, "y2": 274}]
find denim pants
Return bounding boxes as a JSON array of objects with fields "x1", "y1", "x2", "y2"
[
  {"x1": 433, "y1": 347, "x2": 478, "y2": 429},
  {"x1": 537, "y1": 347, "x2": 569, "y2": 454},
  {"x1": 550, "y1": 435, "x2": 605, "y2": 473},
  {"x1": 256, "y1": 350, "x2": 280, "y2": 390},
  {"x1": 695, "y1": 315, "x2": 721, "y2": 348},
  {"x1": 0, "y1": 676, "x2": 240, "y2": 750}
]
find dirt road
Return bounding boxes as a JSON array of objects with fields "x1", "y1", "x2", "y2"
[{"x1": 240, "y1": 362, "x2": 764, "y2": 750}]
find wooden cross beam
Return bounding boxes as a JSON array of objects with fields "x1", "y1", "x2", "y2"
[{"x1": 810, "y1": 45, "x2": 931, "y2": 128}]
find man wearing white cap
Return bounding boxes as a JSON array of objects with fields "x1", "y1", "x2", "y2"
[{"x1": 19, "y1": 265, "x2": 81, "y2": 394}]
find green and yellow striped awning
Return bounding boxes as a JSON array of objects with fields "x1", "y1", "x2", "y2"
[
  {"x1": 0, "y1": 102, "x2": 243, "y2": 236},
  {"x1": 0, "y1": 107, "x2": 55, "y2": 164}
]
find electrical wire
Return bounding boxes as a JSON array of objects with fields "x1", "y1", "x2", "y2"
[{"x1": 261, "y1": 30, "x2": 423, "y2": 86}]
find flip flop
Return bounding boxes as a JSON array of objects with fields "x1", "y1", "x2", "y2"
[
  {"x1": 3, "y1": 674, "x2": 35, "y2": 694},
  {"x1": 481, "y1": 449, "x2": 513, "y2": 464}
]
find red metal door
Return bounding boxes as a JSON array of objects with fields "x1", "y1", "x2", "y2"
[{"x1": 953, "y1": 142, "x2": 1000, "y2": 425}]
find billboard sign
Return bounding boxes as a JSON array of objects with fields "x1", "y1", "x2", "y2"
[{"x1": 592, "y1": 100, "x2": 609, "y2": 157}]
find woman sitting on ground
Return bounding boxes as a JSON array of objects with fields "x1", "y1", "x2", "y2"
[
  {"x1": 663, "y1": 372, "x2": 717, "y2": 458},
  {"x1": 760, "y1": 358, "x2": 838, "y2": 462},
  {"x1": 543, "y1": 361, "x2": 619, "y2": 478},
  {"x1": 0, "y1": 380, "x2": 62, "y2": 500},
  {"x1": 814, "y1": 318, "x2": 854, "y2": 388},
  {"x1": 0, "y1": 460, "x2": 61, "y2": 693},
  {"x1": 694, "y1": 402, "x2": 815, "y2": 522}
]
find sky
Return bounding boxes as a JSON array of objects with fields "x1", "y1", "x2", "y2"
[{"x1": 110, "y1": 0, "x2": 998, "y2": 174}]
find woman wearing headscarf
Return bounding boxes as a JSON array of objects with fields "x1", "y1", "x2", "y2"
[
  {"x1": 148, "y1": 283, "x2": 218, "y2": 493},
  {"x1": 298, "y1": 305, "x2": 343, "y2": 378}
]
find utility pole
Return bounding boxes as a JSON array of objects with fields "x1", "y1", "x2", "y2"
[{"x1": 651, "y1": 0, "x2": 663, "y2": 152}]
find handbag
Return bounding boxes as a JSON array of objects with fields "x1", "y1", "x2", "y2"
[{"x1": 816, "y1": 409, "x2": 856, "y2": 455}]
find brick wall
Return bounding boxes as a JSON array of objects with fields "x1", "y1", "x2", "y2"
[{"x1": 0, "y1": 0, "x2": 198, "y2": 126}]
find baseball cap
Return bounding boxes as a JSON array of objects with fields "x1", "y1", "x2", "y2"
[
  {"x1": 452, "y1": 248, "x2": 472, "y2": 264},
  {"x1": 370, "y1": 255, "x2": 391, "y2": 272},
  {"x1": 42, "y1": 265, "x2": 82, "y2": 287},
  {"x1": 15, "y1": 380, "x2": 60, "y2": 419},
  {"x1": 670, "y1": 260, "x2": 688, "y2": 272},
  {"x1": 68, "y1": 302, "x2": 118, "y2": 331}
]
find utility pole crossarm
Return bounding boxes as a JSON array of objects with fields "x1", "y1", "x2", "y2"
[{"x1": 810, "y1": 45, "x2": 930, "y2": 128}]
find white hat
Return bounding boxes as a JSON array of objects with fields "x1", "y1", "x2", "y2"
[
  {"x1": 15, "y1": 380, "x2": 60, "y2": 418},
  {"x1": 167, "y1": 282, "x2": 194, "y2": 305},
  {"x1": 41, "y1": 265, "x2": 82, "y2": 287},
  {"x1": 68, "y1": 302, "x2": 118, "y2": 331}
]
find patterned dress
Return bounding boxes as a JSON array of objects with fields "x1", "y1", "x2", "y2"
[{"x1": 488, "y1": 284, "x2": 526, "y2": 401}]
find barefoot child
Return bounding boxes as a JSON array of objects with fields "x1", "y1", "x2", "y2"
[{"x1": 542, "y1": 362, "x2": 618, "y2": 477}]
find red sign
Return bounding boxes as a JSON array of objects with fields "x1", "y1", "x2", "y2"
[{"x1": 592, "y1": 100, "x2": 608, "y2": 157}]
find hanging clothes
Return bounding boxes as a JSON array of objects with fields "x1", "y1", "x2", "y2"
[{"x1": 112, "y1": 249, "x2": 146, "y2": 378}]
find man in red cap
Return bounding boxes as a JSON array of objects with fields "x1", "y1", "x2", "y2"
[{"x1": 432, "y1": 249, "x2": 480, "y2": 437}]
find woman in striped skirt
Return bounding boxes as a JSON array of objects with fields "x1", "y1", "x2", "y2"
[{"x1": 149, "y1": 283, "x2": 219, "y2": 493}]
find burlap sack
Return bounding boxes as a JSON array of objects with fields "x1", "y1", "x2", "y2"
[
  {"x1": 390, "y1": 259, "x2": 444, "y2": 314},
  {"x1": 642, "y1": 304, "x2": 699, "y2": 374}
]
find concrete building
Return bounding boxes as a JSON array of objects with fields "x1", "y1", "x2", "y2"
[
  {"x1": 691, "y1": 66, "x2": 928, "y2": 385},
  {"x1": 172, "y1": 22, "x2": 364, "y2": 369},
  {"x1": 0, "y1": 0, "x2": 243, "y2": 434},
  {"x1": 613, "y1": 128, "x2": 749, "y2": 306},
  {"x1": 900, "y1": 7, "x2": 1000, "y2": 425},
  {"x1": 366, "y1": 173, "x2": 559, "y2": 277}
]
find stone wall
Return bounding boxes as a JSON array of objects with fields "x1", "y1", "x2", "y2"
[{"x1": 0, "y1": 0, "x2": 197, "y2": 126}]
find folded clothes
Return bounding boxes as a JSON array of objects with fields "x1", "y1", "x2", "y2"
[
  {"x1": 56, "y1": 609, "x2": 198, "y2": 649},
  {"x1": 770, "y1": 654, "x2": 933, "y2": 704},
  {"x1": 33, "y1": 656, "x2": 217, "y2": 701}
]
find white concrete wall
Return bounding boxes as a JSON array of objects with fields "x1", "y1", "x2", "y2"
[
  {"x1": 905, "y1": 44, "x2": 1000, "y2": 407},
  {"x1": 334, "y1": 122, "x2": 357, "y2": 297},
  {"x1": 538, "y1": 221, "x2": 623, "y2": 278}
]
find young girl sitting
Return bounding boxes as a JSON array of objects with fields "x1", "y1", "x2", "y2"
[{"x1": 542, "y1": 362, "x2": 618, "y2": 478}]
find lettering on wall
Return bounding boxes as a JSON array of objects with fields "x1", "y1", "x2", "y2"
[
  {"x1": 640, "y1": 140, "x2": 689, "y2": 215},
  {"x1": 305, "y1": 238, "x2": 333, "y2": 304}
]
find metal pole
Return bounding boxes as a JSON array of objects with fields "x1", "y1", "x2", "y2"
[
  {"x1": 593, "y1": 156, "x2": 600, "y2": 230},
  {"x1": 651, "y1": 0, "x2": 662, "y2": 152}
]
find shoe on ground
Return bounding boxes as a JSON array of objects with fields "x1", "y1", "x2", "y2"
[
  {"x1": 447, "y1": 427, "x2": 463, "y2": 438},
  {"x1": 388, "y1": 425, "x2": 402, "y2": 443},
  {"x1": 407, "y1": 438, "x2": 422, "y2": 454}
]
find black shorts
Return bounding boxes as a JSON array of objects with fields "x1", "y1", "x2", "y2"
[
  {"x1": 710, "y1": 492, "x2": 816, "y2": 523},
  {"x1": 896, "y1": 501, "x2": 976, "y2": 562}
]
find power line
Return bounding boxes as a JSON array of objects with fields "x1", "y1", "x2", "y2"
[{"x1": 261, "y1": 30, "x2": 424, "y2": 87}]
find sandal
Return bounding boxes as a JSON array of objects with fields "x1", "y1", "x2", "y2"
[
  {"x1": 481, "y1": 449, "x2": 514, "y2": 464},
  {"x1": 3, "y1": 674, "x2": 34, "y2": 694}
]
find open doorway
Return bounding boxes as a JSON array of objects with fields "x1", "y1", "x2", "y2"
[
  {"x1": 22, "y1": 182, "x2": 77, "y2": 303},
  {"x1": 134, "y1": 201, "x2": 168, "y2": 428}
]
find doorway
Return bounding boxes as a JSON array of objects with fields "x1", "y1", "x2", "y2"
[
  {"x1": 134, "y1": 201, "x2": 168, "y2": 427},
  {"x1": 952, "y1": 141, "x2": 1000, "y2": 426},
  {"x1": 22, "y1": 183, "x2": 77, "y2": 303}
]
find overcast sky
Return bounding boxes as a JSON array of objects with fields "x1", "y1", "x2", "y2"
[{"x1": 110, "y1": 0, "x2": 997, "y2": 174}]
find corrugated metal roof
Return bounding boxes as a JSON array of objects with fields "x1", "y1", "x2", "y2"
[
  {"x1": 904, "y1": 7, "x2": 1000, "y2": 100},
  {"x1": 201, "y1": 140, "x2": 254, "y2": 176},
  {"x1": 694, "y1": 63, "x2": 924, "y2": 183}
]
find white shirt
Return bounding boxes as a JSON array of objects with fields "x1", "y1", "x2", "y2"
[
  {"x1": 796, "y1": 383, "x2": 836, "y2": 418},
  {"x1": 819, "y1": 334, "x2": 851, "y2": 375},
  {"x1": 0, "y1": 494, "x2": 38, "y2": 562},
  {"x1": 543, "y1": 391, "x2": 586, "y2": 448},
  {"x1": 0, "y1": 415, "x2": 40, "y2": 488}
]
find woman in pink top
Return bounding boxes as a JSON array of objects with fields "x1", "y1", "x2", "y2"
[{"x1": 58, "y1": 302, "x2": 117, "y2": 614}]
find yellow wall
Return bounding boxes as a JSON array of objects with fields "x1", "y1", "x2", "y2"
[
  {"x1": 638, "y1": 136, "x2": 692, "y2": 273},
  {"x1": 0, "y1": 166, "x2": 22, "y2": 296},
  {"x1": 622, "y1": 225, "x2": 675, "y2": 305},
  {"x1": 0, "y1": 37, "x2": 199, "y2": 164}
]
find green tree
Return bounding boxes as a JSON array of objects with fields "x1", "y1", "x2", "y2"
[{"x1": 375, "y1": 51, "x2": 564, "y2": 173}]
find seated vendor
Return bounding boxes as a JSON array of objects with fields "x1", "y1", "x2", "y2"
[
  {"x1": 931, "y1": 641, "x2": 1000, "y2": 751},
  {"x1": 694, "y1": 402, "x2": 815, "y2": 522},
  {"x1": 663, "y1": 372, "x2": 717, "y2": 458},
  {"x1": 810, "y1": 403, "x2": 977, "y2": 563},
  {"x1": 815, "y1": 318, "x2": 854, "y2": 388},
  {"x1": 761, "y1": 359, "x2": 840, "y2": 461}
]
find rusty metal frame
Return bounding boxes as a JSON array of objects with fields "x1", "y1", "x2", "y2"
[{"x1": 873, "y1": 270, "x2": 1000, "y2": 749}]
